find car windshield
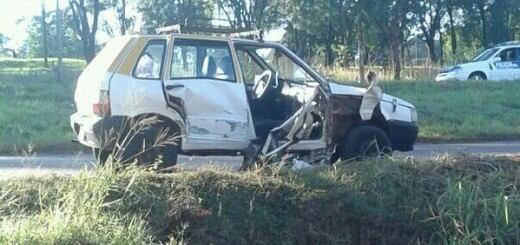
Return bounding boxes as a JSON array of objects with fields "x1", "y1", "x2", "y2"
[
  {"x1": 241, "y1": 46, "x2": 316, "y2": 83},
  {"x1": 472, "y1": 48, "x2": 500, "y2": 62}
]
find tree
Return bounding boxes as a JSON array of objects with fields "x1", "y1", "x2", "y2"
[
  {"x1": 138, "y1": 0, "x2": 213, "y2": 32},
  {"x1": 214, "y1": 0, "x2": 283, "y2": 31},
  {"x1": 108, "y1": 0, "x2": 133, "y2": 35},
  {"x1": 363, "y1": 0, "x2": 413, "y2": 79},
  {"x1": 413, "y1": 0, "x2": 445, "y2": 63},
  {"x1": 23, "y1": 8, "x2": 83, "y2": 59},
  {"x1": 446, "y1": 0, "x2": 460, "y2": 55},
  {"x1": 69, "y1": 0, "x2": 102, "y2": 62},
  {"x1": 41, "y1": 4, "x2": 49, "y2": 67}
]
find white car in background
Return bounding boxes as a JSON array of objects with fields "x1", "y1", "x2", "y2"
[{"x1": 436, "y1": 41, "x2": 520, "y2": 81}]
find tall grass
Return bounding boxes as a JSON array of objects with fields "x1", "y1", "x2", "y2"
[{"x1": 0, "y1": 155, "x2": 518, "y2": 244}]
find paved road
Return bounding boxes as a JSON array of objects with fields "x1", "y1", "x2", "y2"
[{"x1": 0, "y1": 141, "x2": 518, "y2": 178}]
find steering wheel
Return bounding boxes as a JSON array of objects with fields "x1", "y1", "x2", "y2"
[{"x1": 253, "y1": 70, "x2": 273, "y2": 99}]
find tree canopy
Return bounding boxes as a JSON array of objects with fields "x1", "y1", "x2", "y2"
[{"x1": 18, "y1": 0, "x2": 520, "y2": 74}]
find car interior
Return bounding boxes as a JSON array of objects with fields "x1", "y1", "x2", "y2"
[{"x1": 234, "y1": 44, "x2": 320, "y2": 140}]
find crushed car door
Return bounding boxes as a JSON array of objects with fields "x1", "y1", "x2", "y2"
[{"x1": 163, "y1": 38, "x2": 254, "y2": 146}]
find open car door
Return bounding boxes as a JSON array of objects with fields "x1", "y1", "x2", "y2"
[{"x1": 163, "y1": 38, "x2": 255, "y2": 151}]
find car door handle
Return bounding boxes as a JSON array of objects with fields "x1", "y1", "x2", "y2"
[{"x1": 165, "y1": 84, "x2": 184, "y2": 90}]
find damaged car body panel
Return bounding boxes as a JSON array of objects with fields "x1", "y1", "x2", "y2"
[{"x1": 71, "y1": 33, "x2": 418, "y2": 166}]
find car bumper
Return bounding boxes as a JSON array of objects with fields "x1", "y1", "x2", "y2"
[
  {"x1": 435, "y1": 73, "x2": 464, "y2": 82},
  {"x1": 70, "y1": 113, "x2": 103, "y2": 148},
  {"x1": 71, "y1": 113, "x2": 128, "y2": 149},
  {"x1": 387, "y1": 120, "x2": 418, "y2": 152}
]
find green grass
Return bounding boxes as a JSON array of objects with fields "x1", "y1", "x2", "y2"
[
  {"x1": 381, "y1": 80, "x2": 520, "y2": 142},
  {"x1": 0, "y1": 58, "x2": 84, "y2": 153},
  {"x1": 329, "y1": 78, "x2": 520, "y2": 142},
  {"x1": 0, "y1": 155, "x2": 518, "y2": 244}
]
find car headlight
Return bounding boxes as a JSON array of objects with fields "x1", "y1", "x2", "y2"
[{"x1": 411, "y1": 108, "x2": 418, "y2": 123}]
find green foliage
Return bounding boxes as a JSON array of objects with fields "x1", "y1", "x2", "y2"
[
  {"x1": 214, "y1": 0, "x2": 283, "y2": 30},
  {"x1": 0, "y1": 155, "x2": 518, "y2": 244},
  {"x1": 23, "y1": 10, "x2": 83, "y2": 59},
  {"x1": 137, "y1": 0, "x2": 213, "y2": 32}
]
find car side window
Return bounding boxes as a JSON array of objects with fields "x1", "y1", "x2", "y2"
[
  {"x1": 134, "y1": 40, "x2": 166, "y2": 79},
  {"x1": 172, "y1": 45, "x2": 197, "y2": 78},
  {"x1": 236, "y1": 49, "x2": 264, "y2": 85},
  {"x1": 514, "y1": 48, "x2": 520, "y2": 62},
  {"x1": 171, "y1": 39, "x2": 236, "y2": 82},
  {"x1": 498, "y1": 48, "x2": 518, "y2": 62}
]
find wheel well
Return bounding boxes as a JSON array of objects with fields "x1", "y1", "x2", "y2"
[
  {"x1": 469, "y1": 71, "x2": 487, "y2": 80},
  {"x1": 366, "y1": 104, "x2": 389, "y2": 132},
  {"x1": 132, "y1": 113, "x2": 183, "y2": 137},
  {"x1": 332, "y1": 103, "x2": 389, "y2": 143}
]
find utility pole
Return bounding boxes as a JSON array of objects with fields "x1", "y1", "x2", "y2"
[
  {"x1": 56, "y1": 0, "x2": 63, "y2": 82},
  {"x1": 120, "y1": 0, "x2": 127, "y2": 35},
  {"x1": 41, "y1": 3, "x2": 48, "y2": 67}
]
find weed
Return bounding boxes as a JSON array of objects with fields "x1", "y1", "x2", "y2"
[{"x1": 0, "y1": 154, "x2": 518, "y2": 244}]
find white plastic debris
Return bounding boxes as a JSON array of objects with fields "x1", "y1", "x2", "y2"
[{"x1": 291, "y1": 159, "x2": 312, "y2": 171}]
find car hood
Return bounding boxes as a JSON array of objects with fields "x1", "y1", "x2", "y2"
[
  {"x1": 441, "y1": 60, "x2": 489, "y2": 73},
  {"x1": 328, "y1": 82, "x2": 415, "y2": 108}
]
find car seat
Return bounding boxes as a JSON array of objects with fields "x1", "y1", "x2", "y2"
[{"x1": 202, "y1": 56, "x2": 217, "y2": 78}]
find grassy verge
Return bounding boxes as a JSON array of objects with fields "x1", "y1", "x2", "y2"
[
  {"x1": 0, "y1": 58, "x2": 84, "y2": 154},
  {"x1": 331, "y1": 78, "x2": 520, "y2": 142},
  {"x1": 0, "y1": 155, "x2": 518, "y2": 244}
]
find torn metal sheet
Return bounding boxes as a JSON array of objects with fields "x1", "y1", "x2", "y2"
[
  {"x1": 359, "y1": 74, "x2": 383, "y2": 121},
  {"x1": 261, "y1": 86, "x2": 330, "y2": 162}
]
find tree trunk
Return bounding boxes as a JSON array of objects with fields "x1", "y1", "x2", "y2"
[
  {"x1": 357, "y1": 19, "x2": 366, "y2": 84},
  {"x1": 426, "y1": 37, "x2": 438, "y2": 64},
  {"x1": 41, "y1": 5, "x2": 48, "y2": 67},
  {"x1": 447, "y1": 4, "x2": 457, "y2": 55},
  {"x1": 69, "y1": 0, "x2": 99, "y2": 63},
  {"x1": 120, "y1": 0, "x2": 126, "y2": 35},
  {"x1": 389, "y1": 28, "x2": 401, "y2": 80},
  {"x1": 478, "y1": 4, "x2": 488, "y2": 48},
  {"x1": 326, "y1": 22, "x2": 334, "y2": 67},
  {"x1": 56, "y1": 0, "x2": 63, "y2": 82},
  {"x1": 439, "y1": 31, "x2": 444, "y2": 66}
]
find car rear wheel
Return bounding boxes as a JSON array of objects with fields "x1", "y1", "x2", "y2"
[
  {"x1": 338, "y1": 125, "x2": 392, "y2": 161},
  {"x1": 115, "y1": 124, "x2": 179, "y2": 168},
  {"x1": 93, "y1": 148, "x2": 110, "y2": 165}
]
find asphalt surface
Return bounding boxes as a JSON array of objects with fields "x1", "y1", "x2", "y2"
[{"x1": 0, "y1": 141, "x2": 518, "y2": 178}]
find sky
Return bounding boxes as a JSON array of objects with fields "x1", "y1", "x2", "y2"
[
  {"x1": 0, "y1": 0, "x2": 283, "y2": 50},
  {"x1": 0, "y1": 0, "x2": 70, "y2": 48}
]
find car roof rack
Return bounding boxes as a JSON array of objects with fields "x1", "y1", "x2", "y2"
[
  {"x1": 154, "y1": 18, "x2": 263, "y2": 41},
  {"x1": 156, "y1": 24, "x2": 182, "y2": 34}
]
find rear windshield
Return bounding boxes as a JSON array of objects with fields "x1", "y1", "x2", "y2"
[{"x1": 82, "y1": 37, "x2": 132, "y2": 75}]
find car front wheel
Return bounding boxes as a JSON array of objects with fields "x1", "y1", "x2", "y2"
[
  {"x1": 338, "y1": 125, "x2": 392, "y2": 161},
  {"x1": 469, "y1": 72, "x2": 486, "y2": 81}
]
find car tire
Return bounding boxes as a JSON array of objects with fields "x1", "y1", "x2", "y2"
[
  {"x1": 339, "y1": 125, "x2": 392, "y2": 161},
  {"x1": 93, "y1": 148, "x2": 110, "y2": 165},
  {"x1": 116, "y1": 124, "x2": 179, "y2": 168},
  {"x1": 468, "y1": 72, "x2": 486, "y2": 81}
]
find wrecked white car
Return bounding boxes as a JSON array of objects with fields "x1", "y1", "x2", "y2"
[{"x1": 70, "y1": 34, "x2": 418, "y2": 167}]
